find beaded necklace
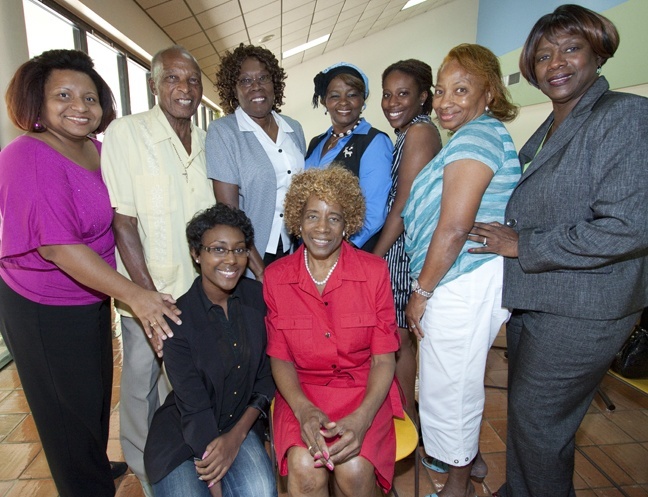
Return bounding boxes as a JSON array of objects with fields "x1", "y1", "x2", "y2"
[{"x1": 304, "y1": 248, "x2": 339, "y2": 286}]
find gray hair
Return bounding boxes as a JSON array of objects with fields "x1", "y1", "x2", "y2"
[{"x1": 150, "y1": 45, "x2": 199, "y2": 89}]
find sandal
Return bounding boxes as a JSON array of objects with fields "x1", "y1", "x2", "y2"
[{"x1": 421, "y1": 456, "x2": 488, "y2": 483}]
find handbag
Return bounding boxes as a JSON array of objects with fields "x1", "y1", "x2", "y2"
[{"x1": 611, "y1": 325, "x2": 648, "y2": 379}]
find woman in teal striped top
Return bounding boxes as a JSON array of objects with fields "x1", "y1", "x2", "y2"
[{"x1": 402, "y1": 44, "x2": 519, "y2": 497}]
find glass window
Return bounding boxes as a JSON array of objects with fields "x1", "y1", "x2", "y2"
[
  {"x1": 127, "y1": 58, "x2": 150, "y2": 115},
  {"x1": 23, "y1": 0, "x2": 75, "y2": 57},
  {"x1": 87, "y1": 34, "x2": 123, "y2": 117}
]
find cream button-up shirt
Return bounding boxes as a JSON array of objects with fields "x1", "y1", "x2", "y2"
[{"x1": 102, "y1": 105, "x2": 215, "y2": 315}]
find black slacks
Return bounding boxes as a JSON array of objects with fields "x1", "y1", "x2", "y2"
[{"x1": 0, "y1": 277, "x2": 115, "y2": 497}]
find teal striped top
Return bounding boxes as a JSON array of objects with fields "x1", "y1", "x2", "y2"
[{"x1": 403, "y1": 114, "x2": 520, "y2": 286}]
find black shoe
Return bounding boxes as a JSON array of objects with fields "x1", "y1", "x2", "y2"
[{"x1": 110, "y1": 461, "x2": 128, "y2": 479}]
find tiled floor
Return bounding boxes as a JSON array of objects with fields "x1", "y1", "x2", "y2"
[{"x1": 1, "y1": 331, "x2": 647, "y2": 497}]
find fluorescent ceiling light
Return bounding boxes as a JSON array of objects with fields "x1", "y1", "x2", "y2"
[
  {"x1": 283, "y1": 34, "x2": 330, "y2": 59},
  {"x1": 402, "y1": 0, "x2": 427, "y2": 10}
]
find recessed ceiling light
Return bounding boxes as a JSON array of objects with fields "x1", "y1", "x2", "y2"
[
  {"x1": 283, "y1": 34, "x2": 330, "y2": 59},
  {"x1": 259, "y1": 34, "x2": 275, "y2": 43},
  {"x1": 402, "y1": 0, "x2": 427, "y2": 10}
]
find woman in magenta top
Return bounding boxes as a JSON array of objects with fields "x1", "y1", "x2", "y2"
[
  {"x1": 264, "y1": 166, "x2": 402, "y2": 497},
  {"x1": 0, "y1": 49, "x2": 180, "y2": 497}
]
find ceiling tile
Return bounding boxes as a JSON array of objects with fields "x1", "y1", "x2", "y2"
[
  {"x1": 176, "y1": 31, "x2": 210, "y2": 51},
  {"x1": 309, "y1": 27, "x2": 332, "y2": 40},
  {"x1": 244, "y1": 2, "x2": 281, "y2": 27},
  {"x1": 201, "y1": 63, "x2": 219, "y2": 80},
  {"x1": 339, "y1": 4, "x2": 366, "y2": 21},
  {"x1": 196, "y1": 1, "x2": 241, "y2": 30},
  {"x1": 282, "y1": 26, "x2": 309, "y2": 46},
  {"x1": 282, "y1": 3, "x2": 314, "y2": 24},
  {"x1": 199, "y1": 53, "x2": 221, "y2": 67},
  {"x1": 342, "y1": 0, "x2": 369, "y2": 11},
  {"x1": 367, "y1": 0, "x2": 390, "y2": 8},
  {"x1": 315, "y1": 0, "x2": 343, "y2": 11},
  {"x1": 282, "y1": 55, "x2": 303, "y2": 68},
  {"x1": 135, "y1": 0, "x2": 168, "y2": 9},
  {"x1": 239, "y1": 0, "x2": 271, "y2": 14},
  {"x1": 192, "y1": 44, "x2": 216, "y2": 60},
  {"x1": 325, "y1": 34, "x2": 348, "y2": 51},
  {"x1": 367, "y1": 18, "x2": 390, "y2": 34},
  {"x1": 378, "y1": 5, "x2": 401, "y2": 19},
  {"x1": 310, "y1": 18, "x2": 336, "y2": 33},
  {"x1": 262, "y1": 39, "x2": 281, "y2": 53},
  {"x1": 282, "y1": 0, "x2": 314, "y2": 12},
  {"x1": 213, "y1": 30, "x2": 249, "y2": 52},
  {"x1": 185, "y1": 0, "x2": 230, "y2": 14},
  {"x1": 360, "y1": 4, "x2": 386, "y2": 20},
  {"x1": 313, "y1": 3, "x2": 343, "y2": 23},
  {"x1": 248, "y1": 18, "x2": 281, "y2": 41},
  {"x1": 283, "y1": 15, "x2": 311, "y2": 34},
  {"x1": 205, "y1": 17, "x2": 246, "y2": 42},
  {"x1": 353, "y1": 18, "x2": 375, "y2": 32},
  {"x1": 146, "y1": 0, "x2": 191, "y2": 27},
  {"x1": 332, "y1": 16, "x2": 360, "y2": 32},
  {"x1": 302, "y1": 43, "x2": 326, "y2": 61},
  {"x1": 164, "y1": 17, "x2": 201, "y2": 40}
]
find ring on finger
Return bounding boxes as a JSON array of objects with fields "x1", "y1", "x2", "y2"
[
  {"x1": 150, "y1": 321, "x2": 158, "y2": 327},
  {"x1": 482, "y1": 237, "x2": 488, "y2": 247},
  {"x1": 308, "y1": 445, "x2": 313, "y2": 452}
]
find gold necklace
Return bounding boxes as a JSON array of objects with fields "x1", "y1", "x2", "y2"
[{"x1": 170, "y1": 142, "x2": 194, "y2": 183}]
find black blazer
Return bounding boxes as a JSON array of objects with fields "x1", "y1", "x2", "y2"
[
  {"x1": 144, "y1": 277, "x2": 275, "y2": 483},
  {"x1": 503, "y1": 77, "x2": 648, "y2": 319}
]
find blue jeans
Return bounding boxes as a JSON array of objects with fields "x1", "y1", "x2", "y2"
[{"x1": 153, "y1": 429, "x2": 277, "y2": 497}]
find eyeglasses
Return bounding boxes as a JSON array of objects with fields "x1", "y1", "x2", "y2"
[
  {"x1": 200, "y1": 246, "x2": 250, "y2": 258},
  {"x1": 237, "y1": 74, "x2": 272, "y2": 88}
]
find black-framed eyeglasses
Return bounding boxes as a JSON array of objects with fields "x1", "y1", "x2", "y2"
[
  {"x1": 200, "y1": 246, "x2": 250, "y2": 258},
  {"x1": 237, "y1": 74, "x2": 272, "y2": 88}
]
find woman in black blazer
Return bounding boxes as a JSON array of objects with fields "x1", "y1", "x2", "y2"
[
  {"x1": 144, "y1": 204, "x2": 276, "y2": 497},
  {"x1": 471, "y1": 5, "x2": 648, "y2": 497}
]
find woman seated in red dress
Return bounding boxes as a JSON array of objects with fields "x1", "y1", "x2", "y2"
[{"x1": 264, "y1": 165, "x2": 402, "y2": 497}]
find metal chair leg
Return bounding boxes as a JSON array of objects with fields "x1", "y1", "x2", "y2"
[{"x1": 597, "y1": 386, "x2": 615, "y2": 411}]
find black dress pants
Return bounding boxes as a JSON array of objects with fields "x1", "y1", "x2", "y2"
[{"x1": 0, "y1": 277, "x2": 114, "y2": 497}]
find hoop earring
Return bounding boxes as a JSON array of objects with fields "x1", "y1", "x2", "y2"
[
  {"x1": 485, "y1": 105, "x2": 490, "y2": 114},
  {"x1": 596, "y1": 66, "x2": 602, "y2": 75}
]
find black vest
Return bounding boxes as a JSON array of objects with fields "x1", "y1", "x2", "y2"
[{"x1": 305, "y1": 127, "x2": 389, "y2": 252}]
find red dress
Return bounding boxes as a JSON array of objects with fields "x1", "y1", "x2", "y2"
[{"x1": 264, "y1": 242, "x2": 402, "y2": 491}]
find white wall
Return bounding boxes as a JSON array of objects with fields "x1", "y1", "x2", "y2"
[{"x1": 281, "y1": 0, "x2": 479, "y2": 142}]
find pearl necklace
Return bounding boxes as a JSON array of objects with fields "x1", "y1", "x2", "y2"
[
  {"x1": 330, "y1": 119, "x2": 361, "y2": 138},
  {"x1": 304, "y1": 248, "x2": 339, "y2": 286}
]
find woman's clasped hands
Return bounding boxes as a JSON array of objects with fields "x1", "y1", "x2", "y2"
[{"x1": 299, "y1": 404, "x2": 372, "y2": 470}]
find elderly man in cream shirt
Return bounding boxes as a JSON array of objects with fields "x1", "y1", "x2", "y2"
[{"x1": 101, "y1": 45, "x2": 214, "y2": 496}]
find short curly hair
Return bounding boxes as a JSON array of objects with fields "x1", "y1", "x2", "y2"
[
  {"x1": 519, "y1": 4, "x2": 619, "y2": 88},
  {"x1": 5, "y1": 49, "x2": 116, "y2": 133},
  {"x1": 186, "y1": 203, "x2": 254, "y2": 256},
  {"x1": 382, "y1": 59, "x2": 434, "y2": 115},
  {"x1": 215, "y1": 44, "x2": 286, "y2": 115},
  {"x1": 283, "y1": 166, "x2": 365, "y2": 240},
  {"x1": 440, "y1": 44, "x2": 518, "y2": 123}
]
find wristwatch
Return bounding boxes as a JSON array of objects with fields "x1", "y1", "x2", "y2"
[{"x1": 411, "y1": 279, "x2": 434, "y2": 299}]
